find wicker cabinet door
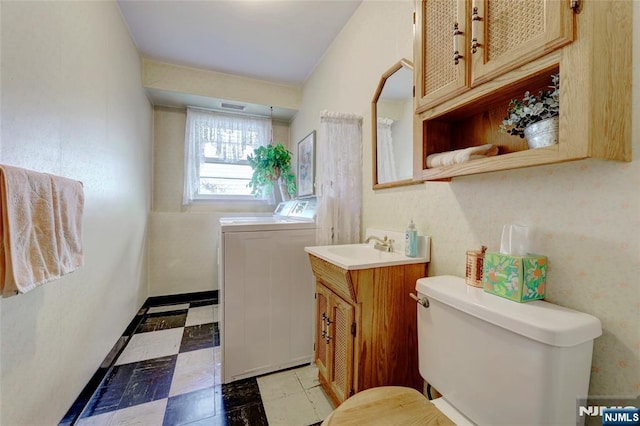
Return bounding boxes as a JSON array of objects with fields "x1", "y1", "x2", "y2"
[
  {"x1": 415, "y1": 0, "x2": 469, "y2": 111},
  {"x1": 470, "y1": 0, "x2": 574, "y2": 86},
  {"x1": 314, "y1": 284, "x2": 331, "y2": 387},
  {"x1": 327, "y1": 293, "x2": 355, "y2": 404}
]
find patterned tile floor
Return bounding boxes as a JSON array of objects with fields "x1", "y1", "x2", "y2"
[{"x1": 68, "y1": 300, "x2": 334, "y2": 425}]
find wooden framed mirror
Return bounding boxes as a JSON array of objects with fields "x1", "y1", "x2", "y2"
[{"x1": 372, "y1": 59, "x2": 422, "y2": 189}]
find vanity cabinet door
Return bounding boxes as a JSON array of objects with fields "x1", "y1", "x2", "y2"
[
  {"x1": 314, "y1": 283, "x2": 355, "y2": 405},
  {"x1": 415, "y1": 0, "x2": 469, "y2": 111},
  {"x1": 469, "y1": 0, "x2": 574, "y2": 87},
  {"x1": 314, "y1": 284, "x2": 331, "y2": 385},
  {"x1": 327, "y1": 292, "x2": 355, "y2": 403}
]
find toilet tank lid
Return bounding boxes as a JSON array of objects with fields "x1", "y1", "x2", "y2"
[{"x1": 416, "y1": 276, "x2": 602, "y2": 347}]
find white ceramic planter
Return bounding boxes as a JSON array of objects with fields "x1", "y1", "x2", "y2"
[{"x1": 524, "y1": 116, "x2": 559, "y2": 149}]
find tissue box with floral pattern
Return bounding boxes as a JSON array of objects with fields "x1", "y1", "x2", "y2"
[{"x1": 482, "y1": 252, "x2": 546, "y2": 302}]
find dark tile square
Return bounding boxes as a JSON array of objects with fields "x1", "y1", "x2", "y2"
[
  {"x1": 119, "y1": 355, "x2": 176, "y2": 409},
  {"x1": 135, "y1": 311, "x2": 187, "y2": 333},
  {"x1": 180, "y1": 323, "x2": 214, "y2": 353},
  {"x1": 225, "y1": 402, "x2": 268, "y2": 426},
  {"x1": 119, "y1": 375, "x2": 172, "y2": 409},
  {"x1": 80, "y1": 355, "x2": 177, "y2": 418},
  {"x1": 80, "y1": 383, "x2": 126, "y2": 418},
  {"x1": 130, "y1": 355, "x2": 178, "y2": 381},
  {"x1": 163, "y1": 386, "x2": 218, "y2": 425},
  {"x1": 102, "y1": 362, "x2": 137, "y2": 387},
  {"x1": 221, "y1": 378, "x2": 262, "y2": 410},
  {"x1": 79, "y1": 362, "x2": 139, "y2": 417},
  {"x1": 214, "y1": 322, "x2": 220, "y2": 347}
]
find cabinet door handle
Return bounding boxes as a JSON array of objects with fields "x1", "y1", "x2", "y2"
[
  {"x1": 321, "y1": 312, "x2": 327, "y2": 338},
  {"x1": 453, "y1": 22, "x2": 463, "y2": 65},
  {"x1": 471, "y1": 6, "x2": 481, "y2": 54},
  {"x1": 325, "y1": 315, "x2": 333, "y2": 344}
]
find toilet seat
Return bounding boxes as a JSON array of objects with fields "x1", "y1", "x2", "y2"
[{"x1": 321, "y1": 386, "x2": 457, "y2": 426}]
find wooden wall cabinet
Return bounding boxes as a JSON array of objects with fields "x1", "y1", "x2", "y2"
[
  {"x1": 308, "y1": 254, "x2": 427, "y2": 406},
  {"x1": 415, "y1": 0, "x2": 574, "y2": 113},
  {"x1": 413, "y1": 0, "x2": 632, "y2": 181},
  {"x1": 414, "y1": 0, "x2": 468, "y2": 111},
  {"x1": 469, "y1": 0, "x2": 574, "y2": 87}
]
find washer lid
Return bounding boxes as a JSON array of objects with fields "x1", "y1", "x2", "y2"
[
  {"x1": 416, "y1": 275, "x2": 602, "y2": 347},
  {"x1": 219, "y1": 216, "x2": 314, "y2": 232}
]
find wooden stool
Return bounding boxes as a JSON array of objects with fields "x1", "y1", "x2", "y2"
[{"x1": 321, "y1": 386, "x2": 455, "y2": 426}]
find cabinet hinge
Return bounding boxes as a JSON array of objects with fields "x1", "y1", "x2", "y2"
[
  {"x1": 570, "y1": 0, "x2": 581, "y2": 14},
  {"x1": 351, "y1": 322, "x2": 357, "y2": 337},
  {"x1": 413, "y1": 12, "x2": 416, "y2": 25}
]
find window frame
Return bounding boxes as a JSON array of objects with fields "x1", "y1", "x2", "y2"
[{"x1": 183, "y1": 108, "x2": 273, "y2": 204}]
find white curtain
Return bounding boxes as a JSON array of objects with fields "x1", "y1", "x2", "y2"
[
  {"x1": 376, "y1": 117, "x2": 397, "y2": 184},
  {"x1": 316, "y1": 111, "x2": 363, "y2": 245},
  {"x1": 183, "y1": 108, "x2": 271, "y2": 205}
]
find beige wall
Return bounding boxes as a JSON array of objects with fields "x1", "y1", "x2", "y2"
[
  {"x1": 143, "y1": 58, "x2": 301, "y2": 112},
  {"x1": 149, "y1": 106, "x2": 290, "y2": 296},
  {"x1": 0, "y1": 1, "x2": 152, "y2": 424},
  {"x1": 291, "y1": 0, "x2": 640, "y2": 400}
]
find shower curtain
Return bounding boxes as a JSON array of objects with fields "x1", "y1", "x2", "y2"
[
  {"x1": 376, "y1": 117, "x2": 397, "y2": 184},
  {"x1": 315, "y1": 111, "x2": 363, "y2": 246}
]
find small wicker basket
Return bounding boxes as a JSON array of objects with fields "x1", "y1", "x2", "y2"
[{"x1": 465, "y1": 246, "x2": 487, "y2": 287}]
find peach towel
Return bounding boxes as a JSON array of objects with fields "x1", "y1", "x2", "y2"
[
  {"x1": 426, "y1": 144, "x2": 499, "y2": 168},
  {"x1": 0, "y1": 165, "x2": 84, "y2": 297}
]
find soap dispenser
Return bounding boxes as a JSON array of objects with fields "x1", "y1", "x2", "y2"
[{"x1": 405, "y1": 220, "x2": 418, "y2": 257}]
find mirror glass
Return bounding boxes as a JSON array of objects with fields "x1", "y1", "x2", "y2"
[{"x1": 372, "y1": 59, "x2": 416, "y2": 188}]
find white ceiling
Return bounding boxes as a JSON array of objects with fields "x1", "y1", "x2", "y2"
[{"x1": 117, "y1": 0, "x2": 362, "y2": 86}]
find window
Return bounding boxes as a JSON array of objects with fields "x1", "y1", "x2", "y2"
[{"x1": 183, "y1": 108, "x2": 271, "y2": 203}]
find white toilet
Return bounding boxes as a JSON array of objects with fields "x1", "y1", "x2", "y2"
[{"x1": 322, "y1": 275, "x2": 602, "y2": 425}]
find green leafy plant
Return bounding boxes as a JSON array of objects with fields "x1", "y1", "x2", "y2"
[
  {"x1": 500, "y1": 73, "x2": 559, "y2": 138},
  {"x1": 247, "y1": 143, "x2": 296, "y2": 197}
]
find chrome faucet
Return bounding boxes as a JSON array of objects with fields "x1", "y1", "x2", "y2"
[{"x1": 365, "y1": 235, "x2": 394, "y2": 252}]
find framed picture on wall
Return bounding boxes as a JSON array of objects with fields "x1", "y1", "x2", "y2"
[{"x1": 297, "y1": 131, "x2": 316, "y2": 198}]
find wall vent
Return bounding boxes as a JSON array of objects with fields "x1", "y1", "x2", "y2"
[{"x1": 220, "y1": 102, "x2": 246, "y2": 111}]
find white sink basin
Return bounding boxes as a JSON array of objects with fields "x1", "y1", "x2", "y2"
[{"x1": 305, "y1": 243, "x2": 429, "y2": 270}]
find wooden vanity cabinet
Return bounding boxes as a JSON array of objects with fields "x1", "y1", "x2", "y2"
[
  {"x1": 415, "y1": 0, "x2": 574, "y2": 112},
  {"x1": 413, "y1": 0, "x2": 632, "y2": 181},
  {"x1": 308, "y1": 254, "x2": 427, "y2": 406}
]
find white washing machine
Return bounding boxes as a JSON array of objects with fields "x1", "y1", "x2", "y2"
[{"x1": 218, "y1": 199, "x2": 316, "y2": 383}]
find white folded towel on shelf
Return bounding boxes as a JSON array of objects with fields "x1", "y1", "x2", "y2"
[
  {"x1": 0, "y1": 165, "x2": 84, "y2": 297},
  {"x1": 426, "y1": 144, "x2": 499, "y2": 168}
]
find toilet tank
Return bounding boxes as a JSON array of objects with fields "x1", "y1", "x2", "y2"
[{"x1": 416, "y1": 276, "x2": 602, "y2": 426}]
